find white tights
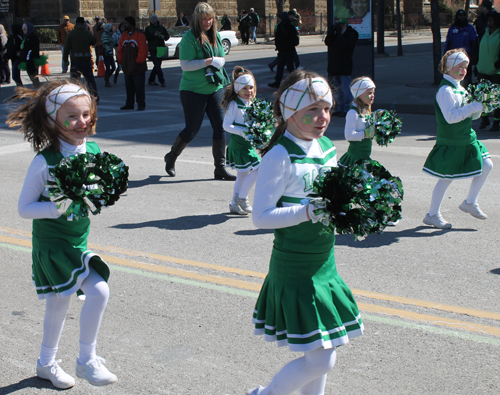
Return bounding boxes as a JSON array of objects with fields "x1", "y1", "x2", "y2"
[
  {"x1": 231, "y1": 169, "x2": 258, "y2": 204},
  {"x1": 39, "y1": 267, "x2": 109, "y2": 366},
  {"x1": 428, "y1": 158, "x2": 493, "y2": 216},
  {"x1": 261, "y1": 347, "x2": 337, "y2": 395}
]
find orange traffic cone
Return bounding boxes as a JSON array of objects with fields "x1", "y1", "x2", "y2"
[
  {"x1": 97, "y1": 55, "x2": 105, "y2": 77},
  {"x1": 41, "y1": 53, "x2": 50, "y2": 75}
]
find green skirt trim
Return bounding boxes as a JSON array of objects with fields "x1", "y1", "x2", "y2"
[
  {"x1": 32, "y1": 240, "x2": 110, "y2": 300},
  {"x1": 252, "y1": 248, "x2": 363, "y2": 351},
  {"x1": 423, "y1": 140, "x2": 490, "y2": 179},
  {"x1": 226, "y1": 134, "x2": 261, "y2": 172}
]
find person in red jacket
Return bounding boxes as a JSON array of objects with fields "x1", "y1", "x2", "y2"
[{"x1": 117, "y1": 16, "x2": 148, "y2": 111}]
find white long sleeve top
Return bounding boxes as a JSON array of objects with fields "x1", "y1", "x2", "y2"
[
  {"x1": 252, "y1": 131, "x2": 336, "y2": 229},
  {"x1": 436, "y1": 74, "x2": 482, "y2": 123},
  {"x1": 222, "y1": 98, "x2": 252, "y2": 138},
  {"x1": 18, "y1": 139, "x2": 87, "y2": 219},
  {"x1": 344, "y1": 104, "x2": 367, "y2": 141}
]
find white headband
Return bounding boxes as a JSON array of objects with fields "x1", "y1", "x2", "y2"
[
  {"x1": 446, "y1": 52, "x2": 469, "y2": 72},
  {"x1": 234, "y1": 74, "x2": 254, "y2": 93},
  {"x1": 279, "y1": 77, "x2": 333, "y2": 120},
  {"x1": 45, "y1": 84, "x2": 91, "y2": 125},
  {"x1": 350, "y1": 78, "x2": 376, "y2": 98}
]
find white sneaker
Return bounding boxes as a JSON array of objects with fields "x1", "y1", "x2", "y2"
[
  {"x1": 229, "y1": 203, "x2": 248, "y2": 215},
  {"x1": 387, "y1": 220, "x2": 399, "y2": 226},
  {"x1": 247, "y1": 386, "x2": 264, "y2": 395},
  {"x1": 459, "y1": 200, "x2": 487, "y2": 219},
  {"x1": 423, "y1": 213, "x2": 452, "y2": 229},
  {"x1": 36, "y1": 359, "x2": 75, "y2": 389},
  {"x1": 234, "y1": 193, "x2": 253, "y2": 213},
  {"x1": 76, "y1": 356, "x2": 118, "y2": 386}
]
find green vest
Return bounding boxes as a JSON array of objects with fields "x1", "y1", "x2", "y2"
[{"x1": 435, "y1": 79, "x2": 476, "y2": 146}]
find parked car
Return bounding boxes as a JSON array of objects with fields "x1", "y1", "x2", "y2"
[{"x1": 164, "y1": 26, "x2": 238, "y2": 58}]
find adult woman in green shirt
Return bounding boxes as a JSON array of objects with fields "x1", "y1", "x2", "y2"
[{"x1": 164, "y1": 2, "x2": 235, "y2": 180}]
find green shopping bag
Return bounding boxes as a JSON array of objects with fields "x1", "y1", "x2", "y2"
[{"x1": 157, "y1": 47, "x2": 168, "y2": 59}]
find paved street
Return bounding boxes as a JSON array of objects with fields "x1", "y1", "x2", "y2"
[{"x1": 0, "y1": 37, "x2": 499, "y2": 394}]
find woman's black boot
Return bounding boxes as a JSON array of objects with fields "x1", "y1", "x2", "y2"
[
  {"x1": 212, "y1": 138, "x2": 236, "y2": 181},
  {"x1": 164, "y1": 136, "x2": 189, "y2": 177},
  {"x1": 479, "y1": 116, "x2": 490, "y2": 129}
]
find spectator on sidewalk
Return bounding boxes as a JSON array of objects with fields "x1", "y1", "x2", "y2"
[
  {"x1": 0, "y1": 24, "x2": 10, "y2": 84},
  {"x1": 112, "y1": 22, "x2": 124, "y2": 84},
  {"x1": 57, "y1": 16, "x2": 74, "y2": 73},
  {"x1": 475, "y1": 0, "x2": 494, "y2": 42},
  {"x1": 101, "y1": 23, "x2": 116, "y2": 87},
  {"x1": 63, "y1": 17, "x2": 99, "y2": 103},
  {"x1": 5, "y1": 24, "x2": 23, "y2": 86},
  {"x1": 238, "y1": 10, "x2": 251, "y2": 45},
  {"x1": 324, "y1": 18, "x2": 358, "y2": 117},
  {"x1": 268, "y1": 12, "x2": 298, "y2": 88},
  {"x1": 117, "y1": 16, "x2": 148, "y2": 111},
  {"x1": 145, "y1": 14, "x2": 169, "y2": 87},
  {"x1": 476, "y1": 11, "x2": 500, "y2": 131},
  {"x1": 220, "y1": 14, "x2": 232, "y2": 31},
  {"x1": 20, "y1": 23, "x2": 41, "y2": 89},
  {"x1": 92, "y1": 16, "x2": 104, "y2": 73},
  {"x1": 443, "y1": 9, "x2": 477, "y2": 87},
  {"x1": 288, "y1": 9, "x2": 302, "y2": 27},
  {"x1": 176, "y1": 12, "x2": 190, "y2": 27},
  {"x1": 249, "y1": 8, "x2": 260, "y2": 43}
]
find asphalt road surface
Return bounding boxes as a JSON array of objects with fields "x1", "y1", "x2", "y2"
[{"x1": 0, "y1": 43, "x2": 499, "y2": 394}]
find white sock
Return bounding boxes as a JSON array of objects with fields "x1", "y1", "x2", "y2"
[
  {"x1": 428, "y1": 179, "x2": 452, "y2": 216},
  {"x1": 232, "y1": 171, "x2": 248, "y2": 205},
  {"x1": 239, "y1": 170, "x2": 258, "y2": 200},
  {"x1": 40, "y1": 295, "x2": 71, "y2": 366},
  {"x1": 261, "y1": 347, "x2": 336, "y2": 395},
  {"x1": 77, "y1": 267, "x2": 109, "y2": 364},
  {"x1": 466, "y1": 158, "x2": 493, "y2": 204}
]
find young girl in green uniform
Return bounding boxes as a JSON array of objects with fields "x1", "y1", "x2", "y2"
[
  {"x1": 10, "y1": 81, "x2": 118, "y2": 389},
  {"x1": 247, "y1": 70, "x2": 363, "y2": 395},
  {"x1": 338, "y1": 76, "x2": 375, "y2": 166},
  {"x1": 222, "y1": 66, "x2": 261, "y2": 215},
  {"x1": 423, "y1": 49, "x2": 493, "y2": 229}
]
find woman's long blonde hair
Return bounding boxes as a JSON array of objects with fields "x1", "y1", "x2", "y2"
[
  {"x1": 192, "y1": 2, "x2": 217, "y2": 48},
  {"x1": 350, "y1": 76, "x2": 373, "y2": 116},
  {"x1": 6, "y1": 80, "x2": 97, "y2": 153},
  {"x1": 221, "y1": 66, "x2": 257, "y2": 109}
]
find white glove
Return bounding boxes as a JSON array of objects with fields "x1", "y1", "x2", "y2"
[
  {"x1": 307, "y1": 200, "x2": 330, "y2": 226},
  {"x1": 210, "y1": 56, "x2": 225, "y2": 70}
]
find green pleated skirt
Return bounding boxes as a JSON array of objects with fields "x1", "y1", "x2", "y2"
[
  {"x1": 338, "y1": 139, "x2": 372, "y2": 167},
  {"x1": 423, "y1": 140, "x2": 490, "y2": 179},
  {"x1": 226, "y1": 134, "x2": 261, "y2": 172},
  {"x1": 252, "y1": 248, "x2": 363, "y2": 352}
]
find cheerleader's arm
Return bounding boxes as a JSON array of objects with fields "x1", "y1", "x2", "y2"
[
  {"x1": 344, "y1": 110, "x2": 366, "y2": 141},
  {"x1": 18, "y1": 155, "x2": 60, "y2": 219},
  {"x1": 252, "y1": 146, "x2": 310, "y2": 229},
  {"x1": 223, "y1": 101, "x2": 247, "y2": 137},
  {"x1": 437, "y1": 85, "x2": 482, "y2": 124}
]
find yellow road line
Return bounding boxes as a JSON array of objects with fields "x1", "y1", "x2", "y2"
[
  {"x1": 2, "y1": 230, "x2": 500, "y2": 326},
  {"x1": 358, "y1": 303, "x2": 500, "y2": 338}
]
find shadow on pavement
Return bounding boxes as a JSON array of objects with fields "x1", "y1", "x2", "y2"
[
  {"x1": 127, "y1": 175, "x2": 214, "y2": 189},
  {"x1": 112, "y1": 213, "x2": 234, "y2": 230},
  {"x1": 0, "y1": 377, "x2": 66, "y2": 393},
  {"x1": 335, "y1": 225, "x2": 477, "y2": 248}
]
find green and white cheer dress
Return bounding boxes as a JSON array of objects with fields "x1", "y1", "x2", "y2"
[
  {"x1": 423, "y1": 76, "x2": 489, "y2": 179},
  {"x1": 20, "y1": 140, "x2": 110, "y2": 300},
  {"x1": 252, "y1": 131, "x2": 363, "y2": 352},
  {"x1": 223, "y1": 97, "x2": 261, "y2": 172},
  {"x1": 339, "y1": 104, "x2": 372, "y2": 167}
]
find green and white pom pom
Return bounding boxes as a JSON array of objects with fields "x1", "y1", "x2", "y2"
[
  {"x1": 364, "y1": 109, "x2": 403, "y2": 147},
  {"x1": 465, "y1": 79, "x2": 500, "y2": 113},
  {"x1": 308, "y1": 159, "x2": 404, "y2": 240},
  {"x1": 243, "y1": 99, "x2": 275, "y2": 149},
  {"x1": 47, "y1": 152, "x2": 129, "y2": 221}
]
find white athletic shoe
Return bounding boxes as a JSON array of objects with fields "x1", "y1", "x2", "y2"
[
  {"x1": 229, "y1": 203, "x2": 248, "y2": 215},
  {"x1": 247, "y1": 386, "x2": 264, "y2": 395},
  {"x1": 459, "y1": 200, "x2": 488, "y2": 219},
  {"x1": 76, "y1": 356, "x2": 118, "y2": 386},
  {"x1": 423, "y1": 213, "x2": 452, "y2": 229},
  {"x1": 36, "y1": 359, "x2": 75, "y2": 389},
  {"x1": 386, "y1": 220, "x2": 399, "y2": 226},
  {"x1": 234, "y1": 193, "x2": 253, "y2": 213}
]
